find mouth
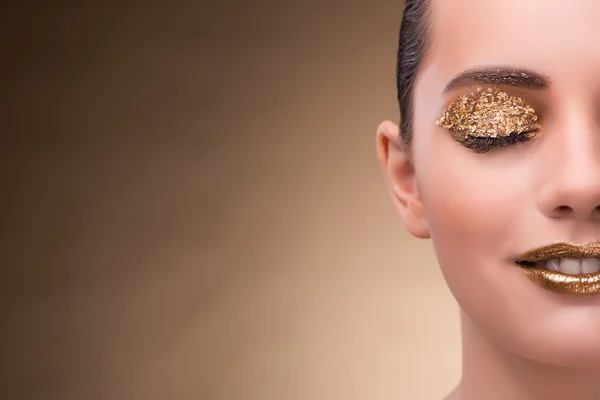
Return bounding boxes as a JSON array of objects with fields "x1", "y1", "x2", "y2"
[{"x1": 515, "y1": 242, "x2": 600, "y2": 295}]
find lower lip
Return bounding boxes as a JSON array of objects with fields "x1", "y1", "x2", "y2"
[{"x1": 517, "y1": 265, "x2": 600, "y2": 295}]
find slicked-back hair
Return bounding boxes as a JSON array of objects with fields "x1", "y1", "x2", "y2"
[{"x1": 396, "y1": 0, "x2": 432, "y2": 145}]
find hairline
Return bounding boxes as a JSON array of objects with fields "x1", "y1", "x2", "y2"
[{"x1": 397, "y1": 0, "x2": 434, "y2": 146}]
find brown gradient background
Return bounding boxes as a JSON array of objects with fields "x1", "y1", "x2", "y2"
[{"x1": 1, "y1": 1, "x2": 460, "y2": 399}]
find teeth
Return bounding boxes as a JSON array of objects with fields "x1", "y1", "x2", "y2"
[
  {"x1": 582, "y1": 258, "x2": 600, "y2": 274},
  {"x1": 559, "y1": 258, "x2": 582, "y2": 274},
  {"x1": 542, "y1": 258, "x2": 600, "y2": 275},
  {"x1": 546, "y1": 258, "x2": 560, "y2": 271}
]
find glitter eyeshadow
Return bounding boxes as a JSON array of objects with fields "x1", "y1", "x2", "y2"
[{"x1": 435, "y1": 87, "x2": 540, "y2": 139}]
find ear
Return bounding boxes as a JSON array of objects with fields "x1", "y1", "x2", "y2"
[{"x1": 376, "y1": 121, "x2": 430, "y2": 239}]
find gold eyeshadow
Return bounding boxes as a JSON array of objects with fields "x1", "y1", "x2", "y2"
[{"x1": 435, "y1": 87, "x2": 540, "y2": 139}]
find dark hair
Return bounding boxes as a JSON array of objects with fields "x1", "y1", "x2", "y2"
[{"x1": 397, "y1": 0, "x2": 432, "y2": 145}]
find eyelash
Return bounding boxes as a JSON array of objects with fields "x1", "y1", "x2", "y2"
[{"x1": 456, "y1": 130, "x2": 539, "y2": 153}]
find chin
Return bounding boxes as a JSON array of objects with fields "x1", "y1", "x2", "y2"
[
  {"x1": 506, "y1": 310, "x2": 600, "y2": 369},
  {"x1": 520, "y1": 341, "x2": 600, "y2": 369}
]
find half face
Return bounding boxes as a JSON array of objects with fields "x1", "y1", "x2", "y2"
[{"x1": 407, "y1": 0, "x2": 600, "y2": 367}]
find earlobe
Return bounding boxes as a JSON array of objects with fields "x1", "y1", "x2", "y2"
[{"x1": 376, "y1": 121, "x2": 430, "y2": 239}]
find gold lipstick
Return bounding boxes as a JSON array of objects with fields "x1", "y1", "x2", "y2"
[{"x1": 515, "y1": 242, "x2": 600, "y2": 295}]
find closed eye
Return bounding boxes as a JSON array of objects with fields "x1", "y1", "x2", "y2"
[
  {"x1": 456, "y1": 129, "x2": 539, "y2": 153},
  {"x1": 436, "y1": 87, "x2": 541, "y2": 153}
]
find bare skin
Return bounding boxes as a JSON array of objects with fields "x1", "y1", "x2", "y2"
[{"x1": 378, "y1": 0, "x2": 600, "y2": 399}]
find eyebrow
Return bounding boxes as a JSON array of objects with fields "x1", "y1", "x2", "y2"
[{"x1": 443, "y1": 67, "x2": 550, "y2": 93}]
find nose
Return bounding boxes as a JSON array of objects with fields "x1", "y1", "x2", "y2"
[{"x1": 537, "y1": 125, "x2": 600, "y2": 220}]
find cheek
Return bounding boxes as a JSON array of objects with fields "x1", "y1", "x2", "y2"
[
  {"x1": 413, "y1": 135, "x2": 531, "y2": 336},
  {"x1": 412, "y1": 135, "x2": 600, "y2": 367},
  {"x1": 421, "y1": 159, "x2": 516, "y2": 310},
  {"x1": 416, "y1": 140, "x2": 528, "y2": 267}
]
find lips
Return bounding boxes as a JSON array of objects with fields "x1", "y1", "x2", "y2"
[{"x1": 515, "y1": 242, "x2": 600, "y2": 295}]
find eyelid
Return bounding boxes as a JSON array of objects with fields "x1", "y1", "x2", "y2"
[
  {"x1": 458, "y1": 131, "x2": 540, "y2": 153},
  {"x1": 435, "y1": 87, "x2": 541, "y2": 140}
]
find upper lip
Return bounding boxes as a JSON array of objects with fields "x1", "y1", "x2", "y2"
[{"x1": 516, "y1": 242, "x2": 600, "y2": 264}]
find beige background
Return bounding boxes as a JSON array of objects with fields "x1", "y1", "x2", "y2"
[{"x1": 2, "y1": 1, "x2": 460, "y2": 399}]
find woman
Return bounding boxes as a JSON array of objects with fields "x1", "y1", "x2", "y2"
[{"x1": 377, "y1": 1, "x2": 600, "y2": 399}]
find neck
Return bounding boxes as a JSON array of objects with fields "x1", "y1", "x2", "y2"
[{"x1": 454, "y1": 311, "x2": 600, "y2": 400}]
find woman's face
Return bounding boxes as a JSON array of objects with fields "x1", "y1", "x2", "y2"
[{"x1": 390, "y1": 0, "x2": 600, "y2": 367}]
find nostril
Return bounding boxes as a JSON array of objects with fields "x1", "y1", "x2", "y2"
[{"x1": 556, "y1": 205, "x2": 573, "y2": 213}]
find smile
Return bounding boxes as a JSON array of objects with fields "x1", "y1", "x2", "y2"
[{"x1": 515, "y1": 242, "x2": 600, "y2": 295}]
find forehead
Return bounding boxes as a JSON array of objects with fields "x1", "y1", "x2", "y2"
[{"x1": 429, "y1": 0, "x2": 600, "y2": 84}]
